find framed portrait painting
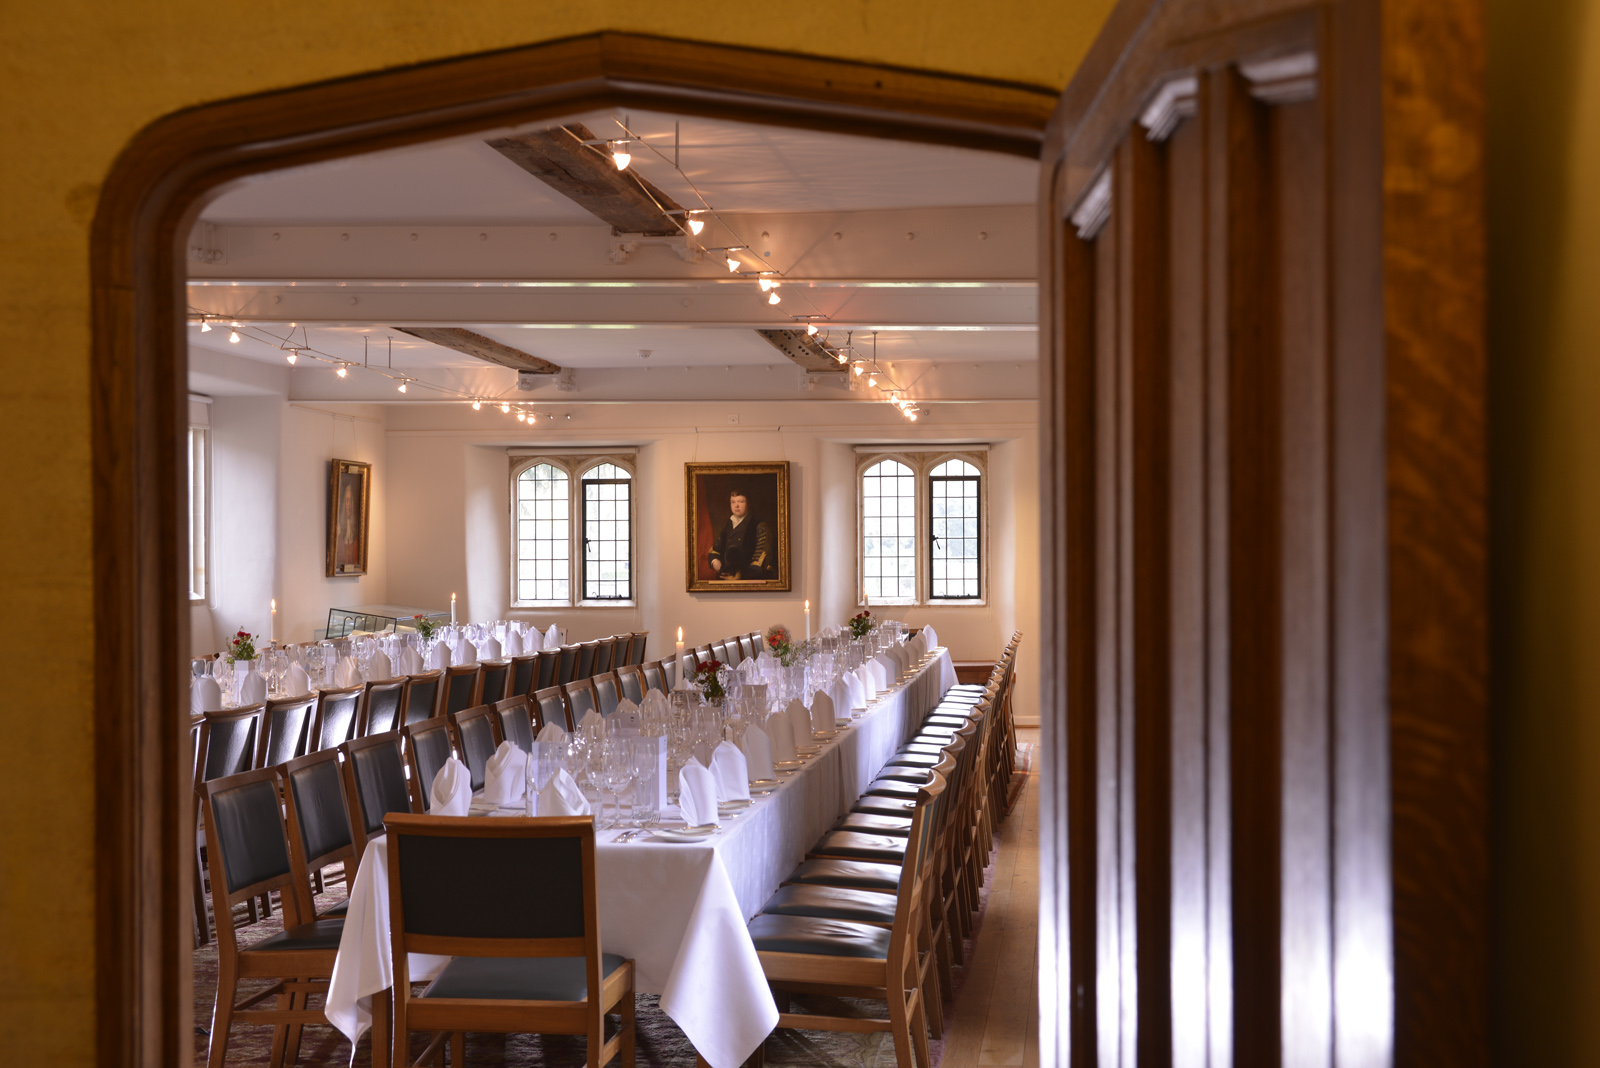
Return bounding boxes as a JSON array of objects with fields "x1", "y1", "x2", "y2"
[
  {"x1": 686, "y1": 461, "x2": 791, "y2": 592},
  {"x1": 326, "y1": 458, "x2": 371, "y2": 577}
]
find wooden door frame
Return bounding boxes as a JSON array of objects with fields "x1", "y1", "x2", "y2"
[{"x1": 88, "y1": 33, "x2": 1057, "y2": 1067}]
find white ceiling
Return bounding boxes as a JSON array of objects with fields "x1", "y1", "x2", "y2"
[{"x1": 200, "y1": 109, "x2": 1040, "y2": 225}]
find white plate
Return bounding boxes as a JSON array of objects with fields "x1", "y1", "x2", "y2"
[{"x1": 719, "y1": 799, "x2": 752, "y2": 811}]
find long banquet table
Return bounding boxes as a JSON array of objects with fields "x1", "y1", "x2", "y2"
[{"x1": 325, "y1": 648, "x2": 958, "y2": 1068}]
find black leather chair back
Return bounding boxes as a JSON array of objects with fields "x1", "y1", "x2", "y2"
[
  {"x1": 480, "y1": 662, "x2": 510, "y2": 704},
  {"x1": 453, "y1": 711, "x2": 498, "y2": 792},
  {"x1": 443, "y1": 669, "x2": 479, "y2": 718},
  {"x1": 556, "y1": 645, "x2": 580, "y2": 685},
  {"x1": 497, "y1": 702, "x2": 535, "y2": 752},
  {"x1": 627, "y1": 632, "x2": 647, "y2": 665},
  {"x1": 617, "y1": 667, "x2": 644, "y2": 705},
  {"x1": 721, "y1": 639, "x2": 742, "y2": 667},
  {"x1": 710, "y1": 640, "x2": 731, "y2": 665},
  {"x1": 364, "y1": 678, "x2": 406, "y2": 735},
  {"x1": 345, "y1": 733, "x2": 411, "y2": 834},
  {"x1": 593, "y1": 673, "x2": 621, "y2": 717},
  {"x1": 575, "y1": 642, "x2": 597, "y2": 680},
  {"x1": 260, "y1": 695, "x2": 315, "y2": 768},
  {"x1": 284, "y1": 752, "x2": 353, "y2": 864},
  {"x1": 402, "y1": 675, "x2": 440, "y2": 726},
  {"x1": 564, "y1": 681, "x2": 597, "y2": 722},
  {"x1": 407, "y1": 722, "x2": 454, "y2": 811},
  {"x1": 391, "y1": 827, "x2": 587, "y2": 940},
  {"x1": 209, "y1": 775, "x2": 292, "y2": 897},
  {"x1": 535, "y1": 687, "x2": 572, "y2": 733},
  {"x1": 592, "y1": 638, "x2": 614, "y2": 677},
  {"x1": 510, "y1": 654, "x2": 538, "y2": 698},
  {"x1": 536, "y1": 649, "x2": 560, "y2": 690},
  {"x1": 311, "y1": 688, "x2": 361, "y2": 751},
  {"x1": 640, "y1": 663, "x2": 664, "y2": 695},
  {"x1": 200, "y1": 708, "x2": 261, "y2": 783}
]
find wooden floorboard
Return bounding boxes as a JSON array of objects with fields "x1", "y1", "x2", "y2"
[{"x1": 941, "y1": 728, "x2": 1039, "y2": 1068}]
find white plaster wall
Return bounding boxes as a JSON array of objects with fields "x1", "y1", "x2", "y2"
[{"x1": 208, "y1": 396, "x2": 281, "y2": 647}]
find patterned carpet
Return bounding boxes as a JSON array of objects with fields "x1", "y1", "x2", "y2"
[{"x1": 192, "y1": 773, "x2": 1026, "y2": 1068}]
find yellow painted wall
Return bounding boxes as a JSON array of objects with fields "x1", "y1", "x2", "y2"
[
  {"x1": 1488, "y1": 0, "x2": 1600, "y2": 1062},
  {"x1": 0, "y1": 1, "x2": 1113, "y2": 1061}
]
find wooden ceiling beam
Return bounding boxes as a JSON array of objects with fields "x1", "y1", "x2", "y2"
[
  {"x1": 486, "y1": 123, "x2": 686, "y2": 236},
  {"x1": 393, "y1": 327, "x2": 561, "y2": 373}
]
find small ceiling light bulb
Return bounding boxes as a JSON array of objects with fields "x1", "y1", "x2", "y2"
[
  {"x1": 806, "y1": 323, "x2": 819, "y2": 336},
  {"x1": 687, "y1": 216, "x2": 705, "y2": 236},
  {"x1": 516, "y1": 411, "x2": 526, "y2": 422},
  {"x1": 611, "y1": 143, "x2": 631, "y2": 171},
  {"x1": 909, "y1": 412, "x2": 919, "y2": 421},
  {"x1": 199, "y1": 320, "x2": 212, "y2": 333},
  {"x1": 228, "y1": 330, "x2": 240, "y2": 344},
  {"x1": 335, "y1": 366, "x2": 348, "y2": 379},
  {"x1": 836, "y1": 351, "x2": 848, "y2": 364},
  {"x1": 726, "y1": 257, "x2": 741, "y2": 273},
  {"x1": 397, "y1": 381, "x2": 407, "y2": 393},
  {"x1": 285, "y1": 351, "x2": 297, "y2": 365},
  {"x1": 853, "y1": 362, "x2": 864, "y2": 376},
  {"x1": 471, "y1": 399, "x2": 482, "y2": 411},
  {"x1": 500, "y1": 402, "x2": 511, "y2": 414},
  {"x1": 758, "y1": 277, "x2": 775, "y2": 293},
  {"x1": 768, "y1": 292, "x2": 782, "y2": 306},
  {"x1": 868, "y1": 374, "x2": 877, "y2": 387}
]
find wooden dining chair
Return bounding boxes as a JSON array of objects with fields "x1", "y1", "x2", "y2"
[
  {"x1": 440, "y1": 664, "x2": 482, "y2": 718},
  {"x1": 337, "y1": 731, "x2": 412, "y2": 880},
  {"x1": 693, "y1": 644, "x2": 714, "y2": 666},
  {"x1": 479, "y1": 659, "x2": 513, "y2": 705},
  {"x1": 494, "y1": 694, "x2": 537, "y2": 752},
  {"x1": 536, "y1": 647, "x2": 561, "y2": 691},
  {"x1": 308, "y1": 684, "x2": 362, "y2": 752},
  {"x1": 198, "y1": 767, "x2": 344, "y2": 1068},
  {"x1": 749, "y1": 771, "x2": 946, "y2": 1068},
  {"x1": 556, "y1": 644, "x2": 582, "y2": 685},
  {"x1": 448, "y1": 704, "x2": 503, "y2": 792},
  {"x1": 508, "y1": 652, "x2": 539, "y2": 700},
  {"x1": 359, "y1": 676, "x2": 407, "y2": 736},
  {"x1": 192, "y1": 705, "x2": 264, "y2": 945},
  {"x1": 258, "y1": 693, "x2": 317, "y2": 768},
  {"x1": 575, "y1": 641, "x2": 599, "y2": 680},
  {"x1": 592, "y1": 636, "x2": 616, "y2": 676},
  {"x1": 382, "y1": 814, "x2": 635, "y2": 1068},
  {"x1": 592, "y1": 672, "x2": 622, "y2": 717},
  {"x1": 721, "y1": 638, "x2": 743, "y2": 668},
  {"x1": 534, "y1": 685, "x2": 574, "y2": 734},
  {"x1": 615, "y1": 664, "x2": 645, "y2": 705},
  {"x1": 627, "y1": 630, "x2": 649, "y2": 666},
  {"x1": 399, "y1": 670, "x2": 443, "y2": 727},
  {"x1": 401, "y1": 716, "x2": 456, "y2": 813},
  {"x1": 280, "y1": 749, "x2": 357, "y2": 920},
  {"x1": 564, "y1": 677, "x2": 600, "y2": 723}
]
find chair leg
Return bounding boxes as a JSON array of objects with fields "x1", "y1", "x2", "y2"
[
  {"x1": 206, "y1": 956, "x2": 237, "y2": 1068},
  {"x1": 370, "y1": 989, "x2": 391, "y2": 1068},
  {"x1": 448, "y1": 1031, "x2": 464, "y2": 1066},
  {"x1": 909, "y1": 989, "x2": 933, "y2": 1068},
  {"x1": 885, "y1": 975, "x2": 916, "y2": 1068},
  {"x1": 284, "y1": 985, "x2": 306, "y2": 1068},
  {"x1": 620, "y1": 993, "x2": 637, "y2": 1068},
  {"x1": 193, "y1": 844, "x2": 211, "y2": 946},
  {"x1": 267, "y1": 988, "x2": 291, "y2": 1068}
]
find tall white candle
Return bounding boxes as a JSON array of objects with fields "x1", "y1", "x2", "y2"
[
  {"x1": 804, "y1": 599, "x2": 811, "y2": 640},
  {"x1": 270, "y1": 599, "x2": 277, "y2": 644},
  {"x1": 451, "y1": 592, "x2": 457, "y2": 624}
]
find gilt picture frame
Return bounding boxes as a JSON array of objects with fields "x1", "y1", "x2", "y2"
[
  {"x1": 326, "y1": 458, "x2": 371, "y2": 577},
  {"x1": 686, "y1": 461, "x2": 791, "y2": 592}
]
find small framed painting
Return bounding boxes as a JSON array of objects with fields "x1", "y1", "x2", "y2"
[
  {"x1": 326, "y1": 459, "x2": 371, "y2": 577},
  {"x1": 686, "y1": 461, "x2": 791, "y2": 592}
]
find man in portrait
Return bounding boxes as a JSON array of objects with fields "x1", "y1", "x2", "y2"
[
  {"x1": 335, "y1": 474, "x2": 362, "y2": 571},
  {"x1": 708, "y1": 488, "x2": 774, "y2": 580}
]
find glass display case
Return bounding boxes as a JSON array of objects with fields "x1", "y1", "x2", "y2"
[{"x1": 322, "y1": 604, "x2": 449, "y2": 640}]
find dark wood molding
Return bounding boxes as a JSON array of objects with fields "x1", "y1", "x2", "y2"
[
  {"x1": 89, "y1": 33, "x2": 1052, "y2": 1068},
  {"x1": 486, "y1": 122, "x2": 686, "y2": 235},
  {"x1": 393, "y1": 327, "x2": 561, "y2": 374}
]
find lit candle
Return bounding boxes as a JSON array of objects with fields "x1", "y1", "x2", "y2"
[
  {"x1": 451, "y1": 592, "x2": 457, "y2": 625},
  {"x1": 270, "y1": 599, "x2": 278, "y2": 644},
  {"x1": 676, "y1": 626, "x2": 685, "y2": 659},
  {"x1": 804, "y1": 599, "x2": 811, "y2": 640}
]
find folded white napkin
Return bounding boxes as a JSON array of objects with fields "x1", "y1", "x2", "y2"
[
  {"x1": 741, "y1": 722, "x2": 776, "y2": 780},
  {"x1": 334, "y1": 656, "x2": 360, "y2": 689},
  {"x1": 710, "y1": 741, "x2": 751, "y2": 802},
  {"x1": 476, "y1": 636, "x2": 501, "y2": 661},
  {"x1": 921, "y1": 624, "x2": 939, "y2": 650},
  {"x1": 768, "y1": 710, "x2": 797, "y2": 762},
  {"x1": 482, "y1": 741, "x2": 527, "y2": 806},
  {"x1": 236, "y1": 669, "x2": 267, "y2": 705},
  {"x1": 641, "y1": 688, "x2": 671, "y2": 720},
  {"x1": 611, "y1": 698, "x2": 641, "y2": 731},
  {"x1": 368, "y1": 650, "x2": 393, "y2": 681},
  {"x1": 285, "y1": 663, "x2": 311, "y2": 697},
  {"x1": 429, "y1": 757, "x2": 472, "y2": 816},
  {"x1": 855, "y1": 665, "x2": 877, "y2": 703},
  {"x1": 843, "y1": 671, "x2": 867, "y2": 710},
  {"x1": 579, "y1": 709, "x2": 605, "y2": 736},
  {"x1": 786, "y1": 697, "x2": 812, "y2": 747},
  {"x1": 867, "y1": 658, "x2": 891, "y2": 690},
  {"x1": 545, "y1": 624, "x2": 561, "y2": 649},
  {"x1": 424, "y1": 642, "x2": 450, "y2": 670},
  {"x1": 502, "y1": 630, "x2": 522, "y2": 658},
  {"x1": 737, "y1": 657, "x2": 762, "y2": 682},
  {"x1": 810, "y1": 690, "x2": 836, "y2": 734},
  {"x1": 191, "y1": 675, "x2": 223, "y2": 714},
  {"x1": 450, "y1": 638, "x2": 473, "y2": 666},
  {"x1": 538, "y1": 767, "x2": 591, "y2": 816},
  {"x1": 677, "y1": 761, "x2": 721, "y2": 828},
  {"x1": 907, "y1": 633, "x2": 926, "y2": 661},
  {"x1": 829, "y1": 679, "x2": 853, "y2": 718},
  {"x1": 398, "y1": 647, "x2": 422, "y2": 676},
  {"x1": 874, "y1": 653, "x2": 898, "y2": 686}
]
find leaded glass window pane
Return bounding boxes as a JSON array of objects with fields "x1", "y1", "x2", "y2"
[
  {"x1": 582, "y1": 463, "x2": 632, "y2": 601},
  {"x1": 515, "y1": 463, "x2": 569, "y2": 603},
  {"x1": 930, "y1": 459, "x2": 980, "y2": 599},
  {"x1": 862, "y1": 460, "x2": 916, "y2": 601}
]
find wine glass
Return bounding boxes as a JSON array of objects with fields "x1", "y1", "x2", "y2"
[
  {"x1": 631, "y1": 737, "x2": 660, "y2": 830},
  {"x1": 601, "y1": 741, "x2": 636, "y2": 830}
]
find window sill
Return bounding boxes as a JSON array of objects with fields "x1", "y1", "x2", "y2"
[{"x1": 510, "y1": 601, "x2": 638, "y2": 610}]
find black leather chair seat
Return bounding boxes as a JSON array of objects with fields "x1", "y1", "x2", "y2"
[
  {"x1": 897, "y1": 742, "x2": 947, "y2": 755},
  {"x1": 253, "y1": 918, "x2": 346, "y2": 952},
  {"x1": 924, "y1": 716, "x2": 972, "y2": 730},
  {"x1": 916, "y1": 725, "x2": 962, "y2": 738},
  {"x1": 811, "y1": 830, "x2": 908, "y2": 863},
  {"x1": 874, "y1": 767, "x2": 935, "y2": 784},
  {"x1": 424, "y1": 953, "x2": 628, "y2": 1001},
  {"x1": 785, "y1": 858, "x2": 901, "y2": 891},
  {"x1": 932, "y1": 701, "x2": 982, "y2": 713},
  {"x1": 865, "y1": 778, "x2": 927, "y2": 798},
  {"x1": 947, "y1": 684, "x2": 988, "y2": 695},
  {"x1": 852, "y1": 796, "x2": 917, "y2": 819},
  {"x1": 760, "y1": 884, "x2": 898, "y2": 925},
  {"x1": 884, "y1": 752, "x2": 943, "y2": 769},
  {"x1": 317, "y1": 899, "x2": 350, "y2": 919},
  {"x1": 834, "y1": 812, "x2": 913, "y2": 837},
  {"x1": 749, "y1": 914, "x2": 892, "y2": 959}
]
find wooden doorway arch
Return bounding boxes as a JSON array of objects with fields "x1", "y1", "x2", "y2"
[{"x1": 89, "y1": 34, "x2": 1056, "y2": 1067}]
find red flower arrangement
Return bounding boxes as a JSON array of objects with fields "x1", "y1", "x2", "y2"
[
  {"x1": 849, "y1": 610, "x2": 874, "y2": 639},
  {"x1": 225, "y1": 629, "x2": 258, "y2": 663},
  {"x1": 694, "y1": 658, "x2": 727, "y2": 701}
]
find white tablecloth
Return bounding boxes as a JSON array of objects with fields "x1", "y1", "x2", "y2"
[{"x1": 325, "y1": 647, "x2": 955, "y2": 1068}]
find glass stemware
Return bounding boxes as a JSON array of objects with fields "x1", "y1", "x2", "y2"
[{"x1": 601, "y1": 741, "x2": 636, "y2": 830}]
